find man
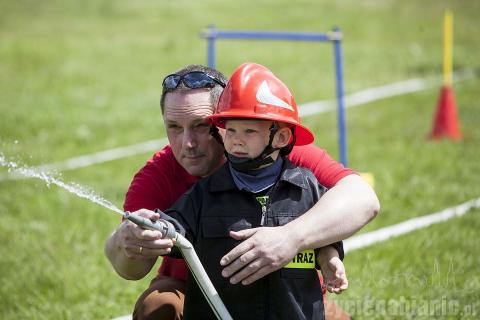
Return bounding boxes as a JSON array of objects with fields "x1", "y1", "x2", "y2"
[{"x1": 105, "y1": 64, "x2": 379, "y2": 319}]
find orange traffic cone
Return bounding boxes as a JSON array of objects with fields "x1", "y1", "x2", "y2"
[{"x1": 429, "y1": 85, "x2": 461, "y2": 140}]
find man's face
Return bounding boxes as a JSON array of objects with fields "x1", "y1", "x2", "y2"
[
  {"x1": 224, "y1": 119, "x2": 274, "y2": 159},
  {"x1": 163, "y1": 89, "x2": 225, "y2": 177}
]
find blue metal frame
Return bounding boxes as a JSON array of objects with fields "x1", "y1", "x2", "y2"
[
  {"x1": 201, "y1": 26, "x2": 348, "y2": 166},
  {"x1": 332, "y1": 27, "x2": 347, "y2": 167}
]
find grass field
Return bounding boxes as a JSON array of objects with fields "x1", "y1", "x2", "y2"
[{"x1": 1, "y1": 0, "x2": 479, "y2": 319}]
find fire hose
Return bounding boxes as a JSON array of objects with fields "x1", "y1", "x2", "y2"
[{"x1": 123, "y1": 211, "x2": 233, "y2": 320}]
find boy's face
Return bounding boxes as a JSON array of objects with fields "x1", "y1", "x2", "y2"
[{"x1": 224, "y1": 119, "x2": 274, "y2": 159}]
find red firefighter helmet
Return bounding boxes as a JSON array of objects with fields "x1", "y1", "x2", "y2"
[{"x1": 208, "y1": 62, "x2": 314, "y2": 145}]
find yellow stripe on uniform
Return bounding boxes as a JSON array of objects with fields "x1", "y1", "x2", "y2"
[{"x1": 284, "y1": 249, "x2": 315, "y2": 269}]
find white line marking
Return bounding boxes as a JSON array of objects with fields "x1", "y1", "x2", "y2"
[
  {"x1": 0, "y1": 138, "x2": 168, "y2": 180},
  {"x1": 299, "y1": 68, "x2": 475, "y2": 117},
  {"x1": 40, "y1": 138, "x2": 169, "y2": 172},
  {"x1": 1, "y1": 68, "x2": 475, "y2": 181},
  {"x1": 344, "y1": 197, "x2": 480, "y2": 253},
  {"x1": 111, "y1": 316, "x2": 131, "y2": 320}
]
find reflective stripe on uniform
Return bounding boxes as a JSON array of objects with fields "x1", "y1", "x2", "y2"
[{"x1": 284, "y1": 249, "x2": 315, "y2": 269}]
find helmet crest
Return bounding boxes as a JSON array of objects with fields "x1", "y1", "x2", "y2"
[{"x1": 256, "y1": 81, "x2": 295, "y2": 111}]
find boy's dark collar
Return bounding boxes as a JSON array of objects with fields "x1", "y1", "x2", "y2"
[{"x1": 208, "y1": 158, "x2": 308, "y2": 192}]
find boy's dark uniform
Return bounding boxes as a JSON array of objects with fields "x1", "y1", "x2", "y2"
[{"x1": 165, "y1": 159, "x2": 344, "y2": 320}]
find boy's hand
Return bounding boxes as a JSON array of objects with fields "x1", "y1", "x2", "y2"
[{"x1": 317, "y1": 245, "x2": 348, "y2": 294}]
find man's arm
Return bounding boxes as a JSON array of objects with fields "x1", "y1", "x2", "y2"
[
  {"x1": 292, "y1": 174, "x2": 379, "y2": 249},
  {"x1": 104, "y1": 209, "x2": 175, "y2": 280},
  {"x1": 220, "y1": 174, "x2": 379, "y2": 285}
]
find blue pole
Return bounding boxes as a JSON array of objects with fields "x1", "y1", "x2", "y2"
[
  {"x1": 333, "y1": 27, "x2": 347, "y2": 167},
  {"x1": 213, "y1": 30, "x2": 334, "y2": 42},
  {"x1": 207, "y1": 25, "x2": 216, "y2": 68}
]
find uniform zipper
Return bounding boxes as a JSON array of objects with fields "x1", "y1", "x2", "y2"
[
  {"x1": 263, "y1": 181, "x2": 279, "y2": 318},
  {"x1": 262, "y1": 181, "x2": 278, "y2": 226},
  {"x1": 260, "y1": 204, "x2": 267, "y2": 225}
]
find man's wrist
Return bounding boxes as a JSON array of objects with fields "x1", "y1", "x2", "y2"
[{"x1": 283, "y1": 223, "x2": 306, "y2": 252}]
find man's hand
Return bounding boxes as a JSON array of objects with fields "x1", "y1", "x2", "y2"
[
  {"x1": 106, "y1": 208, "x2": 176, "y2": 279},
  {"x1": 220, "y1": 226, "x2": 299, "y2": 285},
  {"x1": 118, "y1": 209, "x2": 175, "y2": 260},
  {"x1": 317, "y1": 246, "x2": 348, "y2": 294}
]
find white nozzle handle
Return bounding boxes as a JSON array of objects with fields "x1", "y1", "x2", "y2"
[{"x1": 176, "y1": 234, "x2": 233, "y2": 320}]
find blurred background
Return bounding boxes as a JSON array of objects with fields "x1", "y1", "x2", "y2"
[{"x1": 0, "y1": 0, "x2": 478, "y2": 319}]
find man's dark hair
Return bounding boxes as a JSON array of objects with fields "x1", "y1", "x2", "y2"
[{"x1": 160, "y1": 64, "x2": 227, "y2": 114}]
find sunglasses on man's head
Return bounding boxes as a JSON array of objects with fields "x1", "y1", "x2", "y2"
[{"x1": 162, "y1": 71, "x2": 226, "y2": 91}]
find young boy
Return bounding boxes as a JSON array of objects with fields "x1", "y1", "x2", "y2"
[{"x1": 163, "y1": 63, "x2": 344, "y2": 320}]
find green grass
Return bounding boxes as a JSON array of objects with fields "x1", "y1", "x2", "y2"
[
  {"x1": 0, "y1": 0, "x2": 479, "y2": 319},
  {"x1": 331, "y1": 209, "x2": 480, "y2": 319}
]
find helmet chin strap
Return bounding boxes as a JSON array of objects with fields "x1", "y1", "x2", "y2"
[
  {"x1": 227, "y1": 146, "x2": 278, "y2": 172},
  {"x1": 227, "y1": 122, "x2": 280, "y2": 172},
  {"x1": 209, "y1": 125, "x2": 224, "y2": 146}
]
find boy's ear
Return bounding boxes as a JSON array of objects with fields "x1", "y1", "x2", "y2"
[{"x1": 272, "y1": 127, "x2": 293, "y2": 148}]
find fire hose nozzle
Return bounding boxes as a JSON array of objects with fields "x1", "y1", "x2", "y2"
[{"x1": 124, "y1": 211, "x2": 177, "y2": 239}]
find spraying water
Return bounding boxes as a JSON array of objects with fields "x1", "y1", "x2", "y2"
[
  {"x1": 0, "y1": 153, "x2": 233, "y2": 319},
  {"x1": 0, "y1": 153, "x2": 124, "y2": 216}
]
